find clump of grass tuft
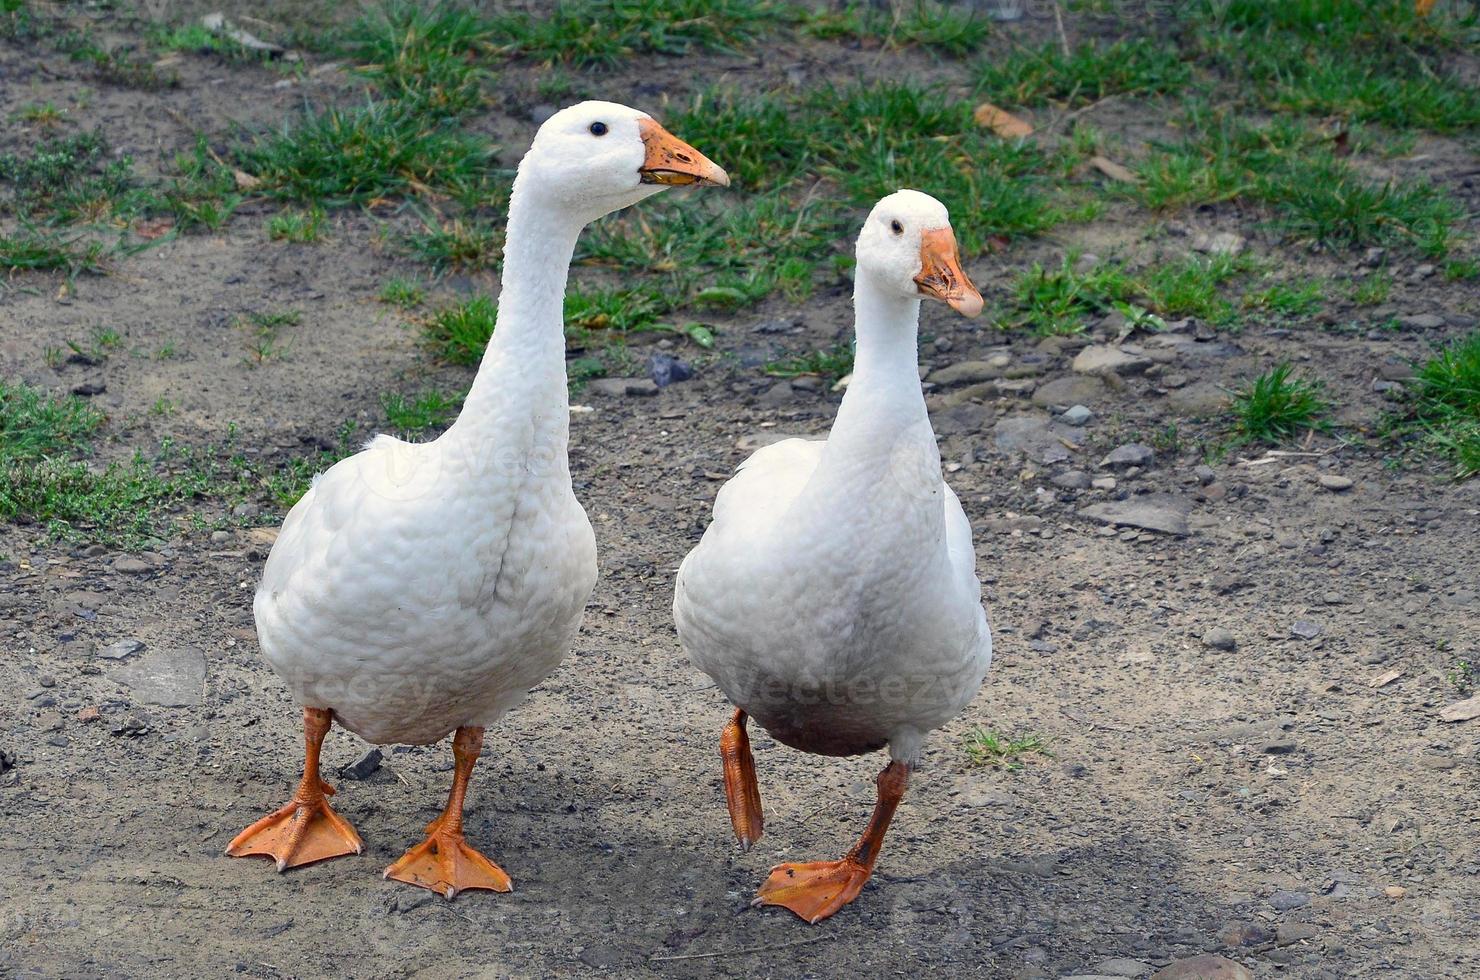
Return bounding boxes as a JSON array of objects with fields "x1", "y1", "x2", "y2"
[
  {"x1": 401, "y1": 218, "x2": 503, "y2": 271},
  {"x1": 1010, "y1": 253, "x2": 1136, "y2": 335},
  {"x1": 235, "y1": 100, "x2": 498, "y2": 206},
  {"x1": 0, "y1": 382, "x2": 105, "y2": 462},
  {"x1": 267, "y1": 208, "x2": 325, "y2": 243},
  {"x1": 421, "y1": 296, "x2": 498, "y2": 365},
  {"x1": 1230, "y1": 362, "x2": 1330, "y2": 445},
  {"x1": 486, "y1": 0, "x2": 787, "y2": 68},
  {"x1": 1139, "y1": 253, "x2": 1252, "y2": 322},
  {"x1": 1242, "y1": 280, "x2": 1323, "y2": 318},
  {"x1": 0, "y1": 130, "x2": 139, "y2": 224},
  {"x1": 381, "y1": 388, "x2": 464, "y2": 434},
  {"x1": 808, "y1": 1, "x2": 990, "y2": 56},
  {"x1": 965, "y1": 729, "x2": 1053, "y2": 769},
  {"x1": 378, "y1": 277, "x2": 425, "y2": 308},
  {"x1": 979, "y1": 38, "x2": 1189, "y2": 106},
  {"x1": 343, "y1": 1, "x2": 495, "y2": 116},
  {"x1": 0, "y1": 227, "x2": 109, "y2": 276},
  {"x1": 763, "y1": 342, "x2": 854, "y2": 382},
  {"x1": 1395, "y1": 333, "x2": 1480, "y2": 480}
]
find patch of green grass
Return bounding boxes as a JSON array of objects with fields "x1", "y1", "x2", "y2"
[
  {"x1": 1139, "y1": 253, "x2": 1252, "y2": 322},
  {"x1": 267, "y1": 207, "x2": 325, "y2": 243},
  {"x1": 0, "y1": 227, "x2": 109, "y2": 276},
  {"x1": 235, "y1": 100, "x2": 499, "y2": 206},
  {"x1": 1010, "y1": 253, "x2": 1137, "y2": 335},
  {"x1": 0, "y1": 130, "x2": 139, "y2": 224},
  {"x1": 401, "y1": 217, "x2": 503, "y2": 271},
  {"x1": 148, "y1": 23, "x2": 270, "y2": 62},
  {"x1": 807, "y1": 1, "x2": 990, "y2": 56},
  {"x1": 0, "y1": 382, "x2": 104, "y2": 462},
  {"x1": 564, "y1": 285, "x2": 671, "y2": 337},
  {"x1": 421, "y1": 295, "x2": 498, "y2": 365},
  {"x1": 239, "y1": 309, "x2": 302, "y2": 364},
  {"x1": 54, "y1": 28, "x2": 177, "y2": 89},
  {"x1": 1395, "y1": 333, "x2": 1480, "y2": 480},
  {"x1": 978, "y1": 38, "x2": 1189, "y2": 106},
  {"x1": 65, "y1": 326, "x2": 122, "y2": 364},
  {"x1": 155, "y1": 138, "x2": 243, "y2": 232},
  {"x1": 1188, "y1": 0, "x2": 1480, "y2": 134},
  {"x1": 486, "y1": 0, "x2": 787, "y2": 68},
  {"x1": 343, "y1": 1, "x2": 495, "y2": 116},
  {"x1": 378, "y1": 277, "x2": 425, "y2": 308},
  {"x1": 1349, "y1": 271, "x2": 1392, "y2": 306},
  {"x1": 964, "y1": 729, "x2": 1053, "y2": 769},
  {"x1": 763, "y1": 342, "x2": 854, "y2": 382},
  {"x1": 1133, "y1": 112, "x2": 1465, "y2": 256},
  {"x1": 1230, "y1": 362, "x2": 1330, "y2": 445},
  {"x1": 381, "y1": 388, "x2": 464, "y2": 434},
  {"x1": 1446, "y1": 259, "x2": 1479, "y2": 282},
  {"x1": 1242, "y1": 280, "x2": 1323, "y2": 318},
  {"x1": 14, "y1": 101, "x2": 65, "y2": 126}
]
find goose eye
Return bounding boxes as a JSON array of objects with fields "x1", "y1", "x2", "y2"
[
  {"x1": 589, "y1": 121, "x2": 608, "y2": 136},
  {"x1": 890, "y1": 220, "x2": 904, "y2": 235}
]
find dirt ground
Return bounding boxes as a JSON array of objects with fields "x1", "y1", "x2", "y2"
[{"x1": 3, "y1": 5, "x2": 1479, "y2": 979}]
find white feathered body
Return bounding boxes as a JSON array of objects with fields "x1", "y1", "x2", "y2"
[
  {"x1": 675, "y1": 412, "x2": 991, "y2": 765},
  {"x1": 255, "y1": 393, "x2": 595, "y2": 746}
]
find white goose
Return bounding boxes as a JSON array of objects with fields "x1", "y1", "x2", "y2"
[
  {"x1": 228, "y1": 102, "x2": 727, "y2": 898},
  {"x1": 673, "y1": 190, "x2": 992, "y2": 923}
]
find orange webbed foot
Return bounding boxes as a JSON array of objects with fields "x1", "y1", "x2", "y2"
[
  {"x1": 753, "y1": 858, "x2": 873, "y2": 924},
  {"x1": 384, "y1": 816, "x2": 512, "y2": 899},
  {"x1": 226, "y1": 780, "x2": 364, "y2": 872}
]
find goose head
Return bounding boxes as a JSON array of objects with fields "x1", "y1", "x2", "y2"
[
  {"x1": 517, "y1": 101, "x2": 728, "y2": 223},
  {"x1": 856, "y1": 189, "x2": 983, "y2": 317}
]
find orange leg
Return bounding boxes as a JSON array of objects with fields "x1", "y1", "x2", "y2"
[
  {"x1": 227, "y1": 707, "x2": 364, "y2": 871},
  {"x1": 721, "y1": 708, "x2": 764, "y2": 850},
  {"x1": 754, "y1": 760, "x2": 910, "y2": 924},
  {"x1": 384, "y1": 726, "x2": 512, "y2": 899}
]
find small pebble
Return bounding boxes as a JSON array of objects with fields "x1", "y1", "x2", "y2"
[{"x1": 1319, "y1": 474, "x2": 1354, "y2": 491}]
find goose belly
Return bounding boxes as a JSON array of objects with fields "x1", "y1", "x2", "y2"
[
  {"x1": 680, "y1": 581, "x2": 989, "y2": 758},
  {"x1": 256, "y1": 492, "x2": 597, "y2": 746}
]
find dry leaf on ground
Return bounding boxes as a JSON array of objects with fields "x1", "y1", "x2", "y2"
[{"x1": 974, "y1": 102, "x2": 1033, "y2": 139}]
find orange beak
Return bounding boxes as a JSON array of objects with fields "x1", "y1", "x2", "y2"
[
  {"x1": 914, "y1": 227, "x2": 983, "y2": 318},
  {"x1": 637, "y1": 117, "x2": 729, "y2": 188}
]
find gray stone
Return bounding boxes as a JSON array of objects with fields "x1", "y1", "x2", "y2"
[
  {"x1": 1167, "y1": 381, "x2": 1230, "y2": 416},
  {"x1": 1053, "y1": 470, "x2": 1092, "y2": 490},
  {"x1": 340, "y1": 748, "x2": 383, "y2": 781},
  {"x1": 1033, "y1": 374, "x2": 1108, "y2": 408},
  {"x1": 1079, "y1": 494, "x2": 1191, "y2": 536},
  {"x1": 1100, "y1": 443, "x2": 1154, "y2": 470},
  {"x1": 1399, "y1": 313, "x2": 1444, "y2": 329},
  {"x1": 1150, "y1": 956, "x2": 1253, "y2": 980},
  {"x1": 932, "y1": 402, "x2": 990, "y2": 437},
  {"x1": 1061, "y1": 404, "x2": 1093, "y2": 426},
  {"x1": 1268, "y1": 889, "x2": 1309, "y2": 910},
  {"x1": 1093, "y1": 959, "x2": 1152, "y2": 978},
  {"x1": 113, "y1": 557, "x2": 153, "y2": 575},
  {"x1": 588, "y1": 377, "x2": 659, "y2": 397},
  {"x1": 1193, "y1": 231, "x2": 1245, "y2": 255},
  {"x1": 1193, "y1": 464, "x2": 1216, "y2": 485},
  {"x1": 993, "y1": 415, "x2": 1054, "y2": 455},
  {"x1": 98, "y1": 639, "x2": 144, "y2": 660},
  {"x1": 111, "y1": 647, "x2": 206, "y2": 707},
  {"x1": 1202, "y1": 628, "x2": 1236, "y2": 652},
  {"x1": 928, "y1": 360, "x2": 1004, "y2": 386},
  {"x1": 1275, "y1": 923, "x2": 1319, "y2": 946},
  {"x1": 1072, "y1": 345, "x2": 1152, "y2": 376},
  {"x1": 1318, "y1": 474, "x2": 1353, "y2": 491},
  {"x1": 1217, "y1": 921, "x2": 1273, "y2": 948},
  {"x1": 1091, "y1": 476, "x2": 1116, "y2": 490},
  {"x1": 1290, "y1": 620, "x2": 1323, "y2": 640}
]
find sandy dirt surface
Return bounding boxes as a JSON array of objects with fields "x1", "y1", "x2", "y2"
[{"x1": 3, "y1": 4, "x2": 1478, "y2": 979}]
